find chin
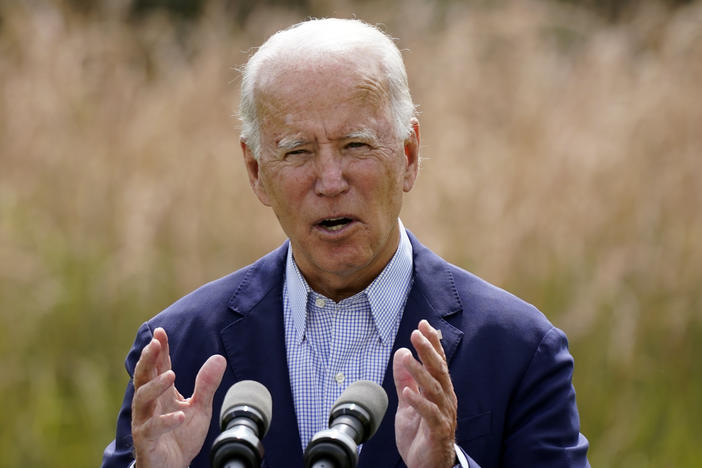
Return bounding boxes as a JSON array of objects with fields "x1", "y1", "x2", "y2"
[{"x1": 310, "y1": 247, "x2": 369, "y2": 273}]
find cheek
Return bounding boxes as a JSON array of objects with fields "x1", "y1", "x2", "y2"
[
  {"x1": 353, "y1": 162, "x2": 405, "y2": 207},
  {"x1": 261, "y1": 167, "x2": 312, "y2": 210}
]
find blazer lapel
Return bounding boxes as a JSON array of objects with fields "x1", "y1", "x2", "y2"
[
  {"x1": 359, "y1": 232, "x2": 464, "y2": 467},
  {"x1": 219, "y1": 242, "x2": 305, "y2": 468}
]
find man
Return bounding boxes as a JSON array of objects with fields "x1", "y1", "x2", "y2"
[{"x1": 102, "y1": 18, "x2": 589, "y2": 468}]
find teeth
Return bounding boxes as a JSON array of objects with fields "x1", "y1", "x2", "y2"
[{"x1": 319, "y1": 217, "x2": 351, "y2": 230}]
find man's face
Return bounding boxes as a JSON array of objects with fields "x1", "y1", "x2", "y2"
[{"x1": 242, "y1": 58, "x2": 419, "y2": 300}]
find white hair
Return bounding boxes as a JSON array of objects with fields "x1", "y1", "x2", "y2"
[{"x1": 239, "y1": 18, "x2": 417, "y2": 159}]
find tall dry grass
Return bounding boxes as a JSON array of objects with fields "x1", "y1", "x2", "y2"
[{"x1": 1, "y1": 1, "x2": 700, "y2": 466}]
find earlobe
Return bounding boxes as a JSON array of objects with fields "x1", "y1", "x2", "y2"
[
  {"x1": 402, "y1": 120, "x2": 420, "y2": 192},
  {"x1": 241, "y1": 139, "x2": 272, "y2": 206}
]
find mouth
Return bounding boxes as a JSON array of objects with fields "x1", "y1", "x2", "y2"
[{"x1": 315, "y1": 216, "x2": 355, "y2": 232}]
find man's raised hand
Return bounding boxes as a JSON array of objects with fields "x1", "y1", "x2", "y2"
[
  {"x1": 393, "y1": 320, "x2": 458, "y2": 468},
  {"x1": 131, "y1": 327, "x2": 226, "y2": 468}
]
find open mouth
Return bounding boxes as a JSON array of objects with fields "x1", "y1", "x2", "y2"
[{"x1": 317, "y1": 217, "x2": 353, "y2": 232}]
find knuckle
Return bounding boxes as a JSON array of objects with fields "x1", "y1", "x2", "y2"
[
  {"x1": 131, "y1": 421, "x2": 147, "y2": 441},
  {"x1": 440, "y1": 418, "x2": 453, "y2": 435},
  {"x1": 428, "y1": 379, "x2": 442, "y2": 397},
  {"x1": 437, "y1": 360, "x2": 449, "y2": 376},
  {"x1": 447, "y1": 403, "x2": 457, "y2": 421},
  {"x1": 133, "y1": 382, "x2": 148, "y2": 401}
]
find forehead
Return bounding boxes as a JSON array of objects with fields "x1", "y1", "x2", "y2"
[{"x1": 255, "y1": 57, "x2": 392, "y2": 136}]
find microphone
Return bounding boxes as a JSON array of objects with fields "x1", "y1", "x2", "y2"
[
  {"x1": 210, "y1": 380, "x2": 273, "y2": 468},
  {"x1": 304, "y1": 380, "x2": 389, "y2": 468}
]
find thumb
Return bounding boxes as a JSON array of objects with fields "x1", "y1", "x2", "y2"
[{"x1": 192, "y1": 354, "x2": 226, "y2": 409}]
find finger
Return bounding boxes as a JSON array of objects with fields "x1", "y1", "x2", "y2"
[
  {"x1": 413, "y1": 321, "x2": 447, "y2": 373},
  {"x1": 191, "y1": 354, "x2": 227, "y2": 409},
  {"x1": 418, "y1": 319, "x2": 447, "y2": 361},
  {"x1": 401, "y1": 385, "x2": 456, "y2": 448},
  {"x1": 132, "y1": 370, "x2": 176, "y2": 424},
  {"x1": 393, "y1": 348, "x2": 419, "y2": 403},
  {"x1": 400, "y1": 385, "x2": 444, "y2": 427},
  {"x1": 410, "y1": 330, "x2": 446, "y2": 380},
  {"x1": 411, "y1": 327, "x2": 453, "y2": 394},
  {"x1": 152, "y1": 327, "x2": 172, "y2": 375},
  {"x1": 135, "y1": 410, "x2": 186, "y2": 442},
  {"x1": 133, "y1": 338, "x2": 162, "y2": 389},
  {"x1": 400, "y1": 343, "x2": 450, "y2": 408}
]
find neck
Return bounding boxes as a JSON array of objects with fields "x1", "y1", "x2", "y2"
[{"x1": 294, "y1": 227, "x2": 401, "y2": 302}]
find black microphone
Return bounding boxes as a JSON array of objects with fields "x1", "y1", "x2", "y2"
[
  {"x1": 211, "y1": 380, "x2": 273, "y2": 468},
  {"x1": 304, "y1": 380, "x2": 389, "y2": 468}
]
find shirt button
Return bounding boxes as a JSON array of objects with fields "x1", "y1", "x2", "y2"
[
  {"x1": 335, "y1": 372, "x2": 345, "y2": 384},
  {"x1": 315, "y1": 298, "x2": 326, "y2": 308}
]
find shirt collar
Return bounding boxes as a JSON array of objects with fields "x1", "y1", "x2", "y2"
[{"x1": 285, "y1": 219, "x2": 414, "y2": 345}]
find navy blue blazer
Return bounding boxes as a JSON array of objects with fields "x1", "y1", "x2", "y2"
[{"x1": 102, "y1": 232, "x2": 589, "y2": 467}]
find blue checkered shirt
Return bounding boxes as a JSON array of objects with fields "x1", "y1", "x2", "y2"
[{"x1": 283, "y1": 221, "x2": 413, "y2": 450}]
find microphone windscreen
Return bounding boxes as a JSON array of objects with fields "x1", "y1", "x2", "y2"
[
  {"x1": 220, "y1": 380, "x2": 273, "y2": 434},
  {"x1": 332, "y1": 380, "x2": 388, "y2": 438}
]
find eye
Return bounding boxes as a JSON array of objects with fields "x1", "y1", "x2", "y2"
[
  {"x1": 285, "y1": 148, "x2": 310, "y2": 158},
  {"x1": 345, "y1": 141, "x2": 369, "y2": 150}
]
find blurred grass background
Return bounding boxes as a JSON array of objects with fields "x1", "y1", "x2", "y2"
[{"x1": 1, "y1": 0, "x2": 701, "y2": 466}]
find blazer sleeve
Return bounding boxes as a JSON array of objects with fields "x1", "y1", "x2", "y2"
[
  {"x1": 501, "y1": 326, "x2": 590, "y2": 467},
  {"x1": 101, "y1": 322, "x2": 154, "y2": 468}
]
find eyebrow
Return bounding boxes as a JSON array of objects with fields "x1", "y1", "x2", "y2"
[
  {"x1": 345, "y1": 129, "x2": 378, "y2": 143},
  {"x1": 275, "y1": 128, "x2": 379, "y2": 152},
  {"x1": 276, "y1": 136, "x2": 309, "y2": 152}
]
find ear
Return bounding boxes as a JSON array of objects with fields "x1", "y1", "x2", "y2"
[
  {"x1": 402, "y1": 119, "x2": 420, "y2": 192},
  {"x1": 241, "y1": 138, "x2": 272, "y2": 207}
]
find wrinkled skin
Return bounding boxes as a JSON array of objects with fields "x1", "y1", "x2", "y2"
[{"x1": 242, "y1": 57, "x2": 419, "y2": 301}]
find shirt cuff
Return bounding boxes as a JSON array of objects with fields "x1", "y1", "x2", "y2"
[{"x1": 454, "y1": 443, "x2": 470, "y2": 468}]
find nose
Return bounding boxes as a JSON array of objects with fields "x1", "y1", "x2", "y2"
[{"x1": 314, "y1": 147, "x2": 349, "y2": 197}]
